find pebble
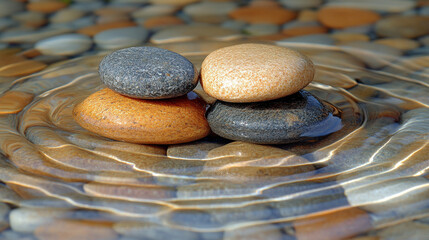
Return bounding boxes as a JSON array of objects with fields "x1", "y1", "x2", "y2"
[
  {"x1": 150, "y1": 24, "x2": 242, "y2": 44},
  {"x1": 142, "y1": 16, "x2": 184, "y2": 30},
  {"x1": 77, "y1": 21, "x2": 137, "y2": 37},
  {"x1": 0, "y1": 91, "x2": 34, "y2": 114},
  {"x1": 12, "y1": 11, "x2": 46, "y2": 28},
  {"x1": 297, "y1": 9, "x2": 318, "y2": 22},
  {"x1": 278, "y1": 33, "x2": 336, "y2": 45},
  {"x1": 131, "y1": 4, "x2": 179, "y2": 19},
  {"x1": 229, "y1": 6, "x2": 296, "y2": 24},
  {"x1": 375, "y1": 16, "x2": 429, "y2": 38},
  {"x1": 149, "y1": 0, "x2": 199, "y2": 6},
  {"x1": 0, "y1": 18, "x2": 17, "y2": 31},
  {"x1": 244, "y1": 23, "x2": 279, "y2": 36},
  {"x1": 94, "y1": 27, "x2": 148, "y2": 49},
  {"x1": 183, "y1": 2, "x2": 237, "y2": 24},
  {"x1": 167, "y1": 140, "x2": 223, "y2": 160},
  {"x1": 280, "y1": 0, "x2": 322, "y2": 10},
  {"x1": 201, "y1": 43, "x2": 314, "y2": 102},
  {"x1": 331, "y1": 32, "x2": 370, "y2": 44},
  {"x1": 378, "y1": 221, "x2": 429, "y2": 240},
  {"x1": 312, "y1": 51, "x2": 365, "y2": 69},
  {"x1": 84, "y1": 182, "x2": 175, "y2": 200},
  {"x1": 99, "y1": 46, "x2": 197, "y2": 99},
  {"x1": 35, "y1": 33, "x2": 93, "y2": 56},
  {"x1": 324, "y1": 0, "x2": 416, "y2": 13},
  {"x1": 317, "y1": 7, "x2": 380, "y2": 29},
  {"x1": 73, "y1": 89, "x2": 210, "y2": 144},
  {"x1": 294, "y1": 207, "x2": 372, "y2": 240},
  {"x1": 113, "y1": 221, "x2": 199, "y2": 240},
  {"x1": 206, "y1": 91, "x2": 341, "y2": 144},
  {"x1": 0, "y1": 0, "x2": 23, "y2": 18},
  {"x1": 0, "y1": 27, "x2": 72, "y2": 44},
  {"x1": 224, "y1": 224, "x2": 283, "y2": 240},
  {"x1": 0, "y1": 60, "x2": 47, "y2": 77},
  {"x1": 282, "y1": 22, "x2": 327, "y2": 37},
  {"x1": 50, "y1": 8, "x2": 85, "y2": 24},
  {"x1": 9, "y1": 208, "x2": 69, "y2": 233},
  {"x1": 373, "y1": 38, "x2": 420, "y2": 52},
  {"x1": 34, "y1": 219, "x2": 118, "y2": 240},
  {"x1": 27, "y1": 1, "x2": 68, "y2": 13}
]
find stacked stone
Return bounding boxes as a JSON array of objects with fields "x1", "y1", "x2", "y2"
[
  {"x1": 201, "y1": 43, "x2": 339, "y2": 144},
  {"x1": 73, "y1": 46, "x2": 210, "y2": 145}
]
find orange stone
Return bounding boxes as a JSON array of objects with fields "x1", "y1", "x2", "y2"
[
  {"x1": 0, "y1": 60, "x2": 47, "y2": 77},
  {"x1": 317, "y1": 7, "x2": 381, "y2": 29},
  {"x1": 73, "y1": 88, "x2": 210, "y2": 145},
  {"x1": 77, "y1": 21, "x2": 137, "y2": 37},
  {"x1": 143, "y1": 16, "x2": 184, "y2": 29},
  {"x1": 229, "y1": 6, "x2": 296, "y2": 24},
  {"x1": 0, "y1": 91, "x2": 34, "y2": 114},
  {"x1": 282, "y1": 26, "x2": 328, "y2": 37},
  {"x1": 0, "y1": 55, "x2": 26, "y2": 67},
  {"x1": 27, "y1": 1, "x2": 68, "y2": 14},
  {"x1": 294, "y1": 207, "x2": 372, "y2": 240},
  {"x1": 18, "y1": 49, "x2": 42, "y2": 58}
]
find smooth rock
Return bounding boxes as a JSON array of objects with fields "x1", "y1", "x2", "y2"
[
  {"x1": 142, "y1": 16, "x2": 184, "y2": 29},
  {"x1": 99, "y1": 46, "x2": 197, "y2": 99},
  {"x1": 34, "y1": 220, "x2": 117, "y2": 240},
  {"x1": 229, "y1": 6, "x2": 296, "y2": 24},
  {"x1": 206, "y1": 91, "x2": 341, "y2": 144},
  {"x1": 73, "y1": 89, "x2": 210, "y2": 144},
  {"x1": 35, "y1": 33, "x2": 92, "y2": 56},
  {"x1": 331, "y1": 32, "x2": 369, "y2": 44},
  {"x1": 0, "y1": 27, "x2": 72, "y2": 44},
  {"x1": 183, "y1": 2, "x2": 237, "y2": 23},
  {"x1": 0, "y1": 91, "x2": 34, "y2": 114},
  {"x1": 324, "y1": 0, "x2": 416, "y2": 13},
  {"x1": 317, "y1": 7, "x2": 380, "y2": 29},
  {"x1": 150, "y1": 24, "x2": 241, "y2": 44},
  {"x1": 0, "y1": 0, "x2": 23, "y2": 18},
  {"x1": 149, "y1": 0, "x2": 198, "y2": 5},
  {"x1": 131, "y1": 4, "x2": 179, "y2": 19},
  {"x1": 278, "y1": 33, "x2": 335, "y2": 45},
  {"x1": 0, "y1": 60, "x2": 47, "y2": 77},
  {"x1": 27, "y1": 1, "x2": 68, "y2": 13},
  {"x1": 280, "y1": 0, "x2": 322, "y2": 9},
  {"x1": 94, "y1": 27, "x2": 148, "y2": 49},
  {"x1": 221, "y1": 20, "x2": 247, "y2": 31},
  {"x1": 50, "y1": 8, "x2": 85, "y2": 24},
  {"x1": 297, "y1": 9, "x2": 318, "y2": 22},
  {"x1": 378, "y1": 221, "x2": 429, "y2": 240},
  {"x1": 201, "y1": 43, "x2": 314, "y2": 102},
  {"x1": 282, "y1": 21, "x2": 327, "y2": 37},
  {"x1": 113, "y1": 221, "x2": 199, "y2": 240},
  {"x1": 244, "y1": 23, "x2": 279, "y2": 36},
  {"x1": 12, "y1": 11, "x2": 46, "y2": 28},
  {"x1": 224, "y1": 224, "x2": 283, "y2": 240},
  {"x1": 312, "y1": 51, "x2": 365, "y2": 69},
  {"x1": 374, "y1": 38, "x2": 420, "y2": 52},
  {"x1": 375, "y1": 16, "x2": 429, "y2": 38},
  {"x1": 0, "y1": 18, "x2": 17, "y2": 31},
  {"x1": 9, "y1": 208, "x2": 69, "y2": 233},
  {"x1": 97, "y1": 14, "x2": 130, "y2": 25},
  {"x1": 167, "y1": 140, "x2": 223, "y2": 160},
  {"x1": 77, "y1": 21, "x2": 137, "y2": 37}
]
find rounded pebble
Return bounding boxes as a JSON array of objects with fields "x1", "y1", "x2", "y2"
[
  {"x1": 317, "y1": 7, "x2": 380, "y2": 29},
  {"x1": 99, "y1": 46, "x2": 198, "y2": 99},
  {"x1": 375, "y1": 16, "x2": 429, "y2": 38},
  {"x1": 229, "y1": 6, "x2": 296, "y2": 24},
  {"x1": 35, "y1": 33, "x2": 93, "y2": 56},
  {"x1": 73, "y1": 89, "x2": 210, "y2": 144},
  {"x1": 201, "y1": 43, "x2": 314, "y2": 102},
  {"x1": 206, "y1": 90, "x2": 341, "y2": 144},
  {"x1": 94, "y1": 27, "x2": 148, "y2": 50}
]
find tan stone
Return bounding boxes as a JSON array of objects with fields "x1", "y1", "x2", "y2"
[
  {"x1": 35, "y1": 220, "x2": 117, "y2": 240},
  {"x1": 282, "y1": 26, "x2": 328, "y2": 37},
  {"x1": 77, "y1": 21, "x2": 137, "y2": 37},
  {"x1": 0, "y1": 60, "x2": 46, "y2": 77},
  {"x1": 143, "y1": 16, "x2": 184, "y2": 29},
  {"x1": 229, "y1": 6, "x2": 296, "y2": 24},
  {"x1": 0, "y1": 91, "x2": 34, "y2": 114},
  {"x1": 73, "y1": 89, "x2": 210, "y2": 144},
  {"x1": 317, "y1": 7, "x2": 380, "y2": 29},
  {"x1": 201, "y1": 43, "x2": 314, "y2": 102},
  {"x1": 27, "y1": 1, "x2": 67, "y2": 13},
  {"x1": 331, "y1": 32, "x2": 370, "y2": 44},
  {"x1": 373, "y1": 38, "x2": 420, "y2": 51}
]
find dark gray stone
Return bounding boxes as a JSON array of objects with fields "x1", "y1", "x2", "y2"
[
  {"x1": 99, "y1": 46, "x2": 198, "y2": 99},
  {"x1": 206, "y1": 90, "x2": 342, "y2": 144}
]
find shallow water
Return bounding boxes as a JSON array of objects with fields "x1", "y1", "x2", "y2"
[{"x1": 0, "y1": 1, "x2": 429, "y2": 240}]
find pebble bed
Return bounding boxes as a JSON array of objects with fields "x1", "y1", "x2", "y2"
[{"x1": 0, "y1": 0, "x2": 428, "y2": 240}]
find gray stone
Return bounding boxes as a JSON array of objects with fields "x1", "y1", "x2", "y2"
[
  {"x1": 375, "y1": 16, "x2": 429, "y2": 38},
  {"x1": 206, "y1": 90, "x2": 342, "y2": 144},
  {"x1": 99, "y1": 46, "x2": 198, "y2": 99}
]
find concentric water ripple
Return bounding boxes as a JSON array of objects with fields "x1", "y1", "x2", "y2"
[{"x1": 0, "y1": 41, "x2": 428, "y2": 239}]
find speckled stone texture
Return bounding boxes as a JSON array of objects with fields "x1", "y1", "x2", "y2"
[
  {"x1": 206, "y1": 90, "x2": 342, "y2": 144},
  {"x1": 99, "y1": 46, "x2": 198, "y2": 99},
  {"x1": 201, "y1": 43, "x2": 314, "y2": 103}
]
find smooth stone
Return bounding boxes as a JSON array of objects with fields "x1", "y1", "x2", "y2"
[
  {"x1": 12, "y1": 11, "x2": 46, "y2": 28},
  {"x1": 27, "y1": 1, "x2": 68, "y2": 13},
  {"x1": 340, "y1": 41, "x2": 402, "y2": 69},
  {"x1": 0, "y1": 91, "x2": 34, "y2": 114},
  {"x1": 0, "y1": 60, "x2": 47, "y2": 77},
  {"x1": 317, "y1": 7, "x2": 380, "y2": 29},
  {"x1": 149, "y1": 0, "x2": 198, "y2": 5},
  {"x1": 294, "y1": 207, "x2": 372, "y2": 240},
  {"x1": 167, "y1": 140, "x2": 223, "y2": 160},
  {"x1": 244, "y1": 23, "x2": 279, "y2": 36},
  {"x1": 375, "y1": 16, "x2": 429, "y2": 38},
  {"x1": 282, "y1": 21, "x2": 327, "y2": 37},
  {"x1": 131, "y1": 4, "x2": 179, "y2": 19},
  {"x1": 0, "y1": 18, "x2": 17, "y2": 31},
  {"x1": 141, "y1": 16, "x2": 184, "y2": 29},
  {"x1": 0, "y1": 27, "x2": 73, "y2": 44},
  {"x1": 35, "y1": 33, "x2": 92, "y2": 56},
  {"x1": 84, "y1": 182, "x2": 175, "y2": 200},
  {"x1": 99, "y1": 46, "x2": 197, "y2": 99},
  {"x1": 73, "y1": 89, "x2": 210, "y2": 144},
  {"x1": 312, "y1": 51, "x2": 365, "y2": 69},
  {"x1": 297, "y1": 9, "x2": 318, "y2": 22},
  {"x1": 278, "y1": 33, "x2": 335, "y2": 45},
  {"x1": 373, "y1": 38, "x2": 420, "y2": 52},
  {"x1": 9, "y1": 208, "x2": 69, "y2": 233},
  {"x1": 77, "y1": 21, "x2": 137, "y2": 37},
  {"x1": 0, "y1": 0, "x2": 23, "y2": 18},
  {"x1": 113, "y1": 221, "x2": 199, "y2": 240},
  {"x1": 71, "y1": 1, "x2": 104, "y2": 12},
  {"x1": 183, "y1": 2, "x2": 237, "y2": 23},
  {"x1": 34, "y1": 220, "x2": 118, "y2": 240},
  {"x1": 313, "y1": 69, "x2": 358, "y2": 88},
  {"x1": 378, "y1": 221, "x2": 429, "y2": 240},
  {"x1": 224, "y1": 224, "x2": 283, "y2": 240},
  {"x1": 206, "y1": 91, "x2": 341, "y2": 144},
  {"x1": 280, "y1": 0, "x2": 322, "y2": 9},
  {"x1": 150, "y1": 24, "x2": 242, "y2": 44},
  {"x1": 97, "y1": 14, "x2": 130, "y2": 24},
  {"x1": 331, "y1": 32, "x2": 370, "y2": 44},
  {"x1": 420, "y1": 35, "x2": 429, "y2": 46},
  {"x1": 94, "y1": 27, "x2": 148, "y2": 49},
  {"x1": 201, "y1": 43, "x2": 314, "y2": 103},
  {"x1": 324, "y1": 0, "x2": 416, "y2": 13},
  {"x1": 176, "y1": 181, "x2": 255, "y2": 199},
  {"x1": 50, "y1": 8, "x2": 85, "y2": 24},
  {"x1": 221, "y1": 20, "x2": 247, "y2": 31},
  {"x1": 229, "y1": 6, "x2": 296, "y2": 24}
]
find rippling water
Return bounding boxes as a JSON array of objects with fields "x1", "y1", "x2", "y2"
[{"x1": 0, "y1": 39, "x2": 427, "y2": 239}]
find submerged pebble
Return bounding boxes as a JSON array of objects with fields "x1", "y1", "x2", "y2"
[
  {"x1": 206, "y1": 91, "x2": 342, "y2": 144},
  {"x1": 99, "y1": 46, "x2": 198, "y2": 99},
  {"x1": 35, "y1": 33, "x2": 93, "y2": 56}
]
